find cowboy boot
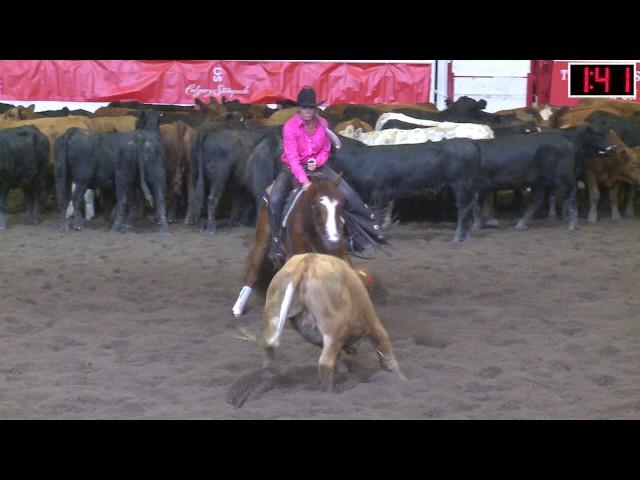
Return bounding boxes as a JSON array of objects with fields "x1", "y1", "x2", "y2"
[{"x1": 339, "y1": 182, "x2": 387, "y2": 246}]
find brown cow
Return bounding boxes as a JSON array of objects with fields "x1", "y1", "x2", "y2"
[
  {"x1": 87, "y1": 115, "x2": 136, "y2": 133},
  {"x1": 93, "y1": 106, "x2": 140, "y2": 117},
  {"x1": 550, "y1": 100, "x2": 640, "y2": 128},
  {"x1": 585, "y1": 131, "x2": 640, "y2": 222},
  {"x1": 247, "y1": 107, "x2": 298, "y2": 127},
  {"x1": 248, "y1": 253, "x2": 405, "y2": 392},
  {"x1": 159, "y1": 121, "x2": 197, "y2": 223},
  {"x1": 577, "y1": 98, "x2": 640, "y2": 117},
  {"x1": 495, "y1": 104, "x2": 563, "y2": 128}
]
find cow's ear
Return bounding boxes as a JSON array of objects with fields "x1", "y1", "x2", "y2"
[
  {"x1": 26, "y1": 104, "x2": 36, "y2": 114},
  {"x1": 445, "y1": 98, "x2": 453, "y2": 107},
  {"x1": 478, "y1": 99, "x2": 487, "y2": 109}
]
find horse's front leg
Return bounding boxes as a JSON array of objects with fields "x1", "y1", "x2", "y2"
[{"x1": 233, "y1": 205, "x2": 271, "y2": 316}]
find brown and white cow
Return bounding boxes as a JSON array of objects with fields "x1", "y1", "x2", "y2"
[
  {"x1": 159, "y1": 121, "x2": 197, "y2": 223},
  {"x1": 585, "y1": 131, "x2": 640, "y2": 223},
  {"x1": 252, "y1": 253, "x2": 405, "y2": 392}
]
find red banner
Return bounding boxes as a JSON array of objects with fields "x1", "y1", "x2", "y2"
[
  {"x1": 548, "y1": 61, "x2": 640, "y2": 106},
  {"x1": 0, "y1": 60, "x2": 431, "y2": 105}
]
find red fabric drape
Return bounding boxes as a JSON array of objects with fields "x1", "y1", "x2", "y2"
[{"x1": 0, "y1": 61, "x2": 431, "y2": 105}]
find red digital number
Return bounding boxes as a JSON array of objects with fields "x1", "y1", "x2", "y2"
[
  {"x1": 594, "y1": 66, "x2": 610, "y2": 93},
  {"x1": 584, "y1": 66, "x2": 590, "y2": 93},
  {"x1": 625, "y1": 66, "x2": 631, "y2": 93}
]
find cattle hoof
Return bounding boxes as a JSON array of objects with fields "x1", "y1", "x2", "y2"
[
  {"x1": 73, "y1": 225, "x2": 83, "y2": 231},
  {"x1": 207, "y1": 226, "x2": 217, "y2": 235},
  {"x1": 515, "y1": 223, "x2": 529, "y2": 231},
  {"x1": 59, "y1": 225, "x2": 69, "y2": 232},
  {"x1": 587, "y1": 217, "x2": 597, "y2": 224}
]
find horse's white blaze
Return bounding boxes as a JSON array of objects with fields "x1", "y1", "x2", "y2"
[{"x1": 320, "y1": 196, "x2": 340, "y2": 242}]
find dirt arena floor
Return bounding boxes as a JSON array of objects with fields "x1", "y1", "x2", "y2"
[{"x1": 2, "y1": 203, "x2": 640, "y2": 419}]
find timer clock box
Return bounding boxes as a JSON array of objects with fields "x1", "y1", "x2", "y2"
[{"x1": 569, "y1": 63, "x2": 636, "y2": 98}]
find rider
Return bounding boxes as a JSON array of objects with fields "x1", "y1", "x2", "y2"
[{"x1": 267, "y1": 86, "x2": 387, "y2": 257}]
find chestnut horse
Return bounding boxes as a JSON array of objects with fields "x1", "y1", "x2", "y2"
[{"x1": 232, "y1": 172, "x2": 349, "y2": 316}]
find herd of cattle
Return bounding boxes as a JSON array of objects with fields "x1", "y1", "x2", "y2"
[{"x1": 2, "y1": 96, "x2": 640, "y2": 240}]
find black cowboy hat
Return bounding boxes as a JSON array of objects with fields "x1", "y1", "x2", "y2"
[{"x1": 296, "y1": 86, "x2": 325, "y2": 108}]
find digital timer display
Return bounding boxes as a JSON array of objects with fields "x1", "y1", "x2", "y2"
[{"x1": 569, "y1": 63, "x2": 636, "y2": 98}]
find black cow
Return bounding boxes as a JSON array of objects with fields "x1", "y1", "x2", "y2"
[
  {"x1": 586, "y1": 111, "x2": 640, "y2": 147},
  {"x1": 329, "y1": 136, "x2": 481, "y2": 241},
  {"x1": 108, "y1": 101, "x2": 197, "y2": 113},
  {"x1": 54, "y1": 128, "x2": 119, "y2": 231},
  {"x1": 473, "y1": 126, "x2": 614, "y2": 231},
  {"x1": 0, "y1": 102, "x2": 15, "y2": 114},
  {"x1": 112, "y1": 110, "x2": 169, "y2": 234},
  {"x1": 0, "y1": 126, "x2": 49, "y2": 230},
  {"x1": 191, "y1": 125, "x2": 281, "y2": 233},
  {"x1": 391, "y1": 96, "x2": 515, "y2": 126}
]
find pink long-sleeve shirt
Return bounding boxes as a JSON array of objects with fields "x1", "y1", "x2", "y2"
[{"x1": 281, "y1": 113, "x2": 331, "y2": 185}]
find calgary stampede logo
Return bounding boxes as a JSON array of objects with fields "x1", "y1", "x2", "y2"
[{"x1": 185, "y1": 66, "x2": 249, "y2": 99}]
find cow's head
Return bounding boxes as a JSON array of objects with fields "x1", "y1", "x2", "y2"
[
  {"x1": 586, "y1": 125, "x2": 616, "y2": 154},
  {"x1": 136, "y1": 109, "x2": 162, "y2": 131},
  {"x1": 450, "y1": 96, "x2": 487, "y2": 111},
  {"x1": 2, "y1": 104, "x2": 36, "y2": 120}
]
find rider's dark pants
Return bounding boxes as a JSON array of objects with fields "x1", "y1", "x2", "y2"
[
  {"x1": 268, "y1": 165, "x2": 386, "y2": 250},
  {"x1": 268, "y1": 170, "x2": 296, "y2": 237}
]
